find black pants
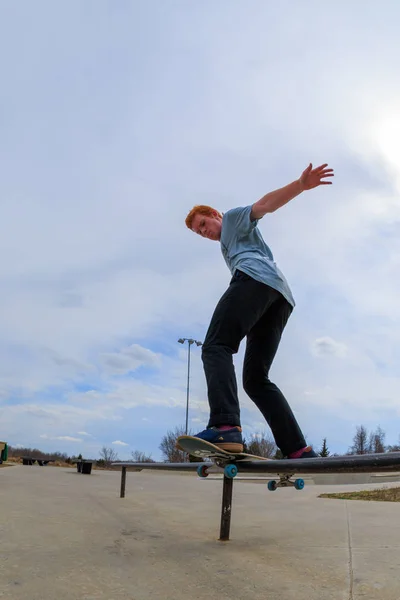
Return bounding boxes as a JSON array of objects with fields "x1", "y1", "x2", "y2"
[{"x1": 201, "y1": 270, "x2": 306, "y2": 456}]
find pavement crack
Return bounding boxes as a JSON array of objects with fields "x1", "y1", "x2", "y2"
[{"x1": 345, "y1": 501, "x2": 354, "y2": 600}]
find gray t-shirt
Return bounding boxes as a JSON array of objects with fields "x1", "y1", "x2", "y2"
[{"x1": 220, "y1": 205, "x2": 295, "y2": 307}]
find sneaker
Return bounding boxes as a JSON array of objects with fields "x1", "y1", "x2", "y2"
[{"x1": 193, "y1": 426, "x2": 244, "y2": 453}]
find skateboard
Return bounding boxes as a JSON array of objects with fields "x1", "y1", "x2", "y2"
[{"x1": 176, "y1": 435, "x2": 305, "y2": 490}]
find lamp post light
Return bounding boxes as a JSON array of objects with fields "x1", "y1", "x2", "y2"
[{"x1": 177, "y1": 337, "x2": 203, "y2": 435}]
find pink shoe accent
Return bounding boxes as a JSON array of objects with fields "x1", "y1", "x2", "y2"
[
  {"x1": 218, "y1": 425, "x2": 236, "y2": 431},
  {"x1": 289, "y1": 446, "x2": 308, "y2": 459}
]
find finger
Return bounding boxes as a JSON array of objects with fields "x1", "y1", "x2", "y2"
[
  {"x1": 311, "y1": 166, "x2": 330, "y2": 176},
  {"x1": 314, "y1": 164, "x2": 331, "y2": 174},
  {"x1": 319, "y1": 181, "x2": 333, "y2": 185},
  {"x1": 320, "y1": 173, "x2": 334, "y2": 178}
]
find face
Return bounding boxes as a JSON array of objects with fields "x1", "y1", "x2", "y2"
[{"x1": 191, "y1": 212, "x2": 222, "y2": 241}]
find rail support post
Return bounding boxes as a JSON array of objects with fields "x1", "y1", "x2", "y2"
[
  {"x1": 120, "y1": 466, "x2": 127, "y2": 498},
  {"x1": 219, "y1": 475, "x2": 233, "y2": 541}
]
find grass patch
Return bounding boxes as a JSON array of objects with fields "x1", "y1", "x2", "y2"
[{"x1": 319, "y1": 487, "x2": 400, "y2": 502}]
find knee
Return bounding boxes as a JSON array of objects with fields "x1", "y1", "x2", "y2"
[
  {"x1": 243, "y1": 378, "x2": 257, "y2": 397},
  {"x1": 243, "y1": 367, "x2": 269, "y2": 396},
  {"x1": 201, "y1": 342, "x2": 214, "y2": 364},
  {"x1": 242, "y1": 370, "x2": 254, "y2": 396},
  {"x1": 201, "y1": 341, "x2": 211, "y2": 357},
  {"x1": 201, "y1": 342, "x2": 238, "y2": 368}
]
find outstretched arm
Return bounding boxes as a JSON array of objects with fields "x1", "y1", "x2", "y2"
[{"x1": 250, "y1": 163, "x2": 334, "y2": 220}]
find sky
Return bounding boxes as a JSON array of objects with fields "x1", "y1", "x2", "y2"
[{"x1": 1, "y1": 1, "x2": 400, "y2": 461}]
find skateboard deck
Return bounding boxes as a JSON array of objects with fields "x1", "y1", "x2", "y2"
[{"x1": 176, "y1": 435, "x2": 270, "y2": 462}]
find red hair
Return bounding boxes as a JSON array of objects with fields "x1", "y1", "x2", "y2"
[{"x1": 185, "y1": 205, "x2": 222, "y2": 230}]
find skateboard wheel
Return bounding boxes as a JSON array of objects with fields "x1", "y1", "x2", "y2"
[
  {"x1": 267, "y1": 480, "x2": 277, "y2": 491},
  {"x1": 224, "y1": 464, "x2": 238, "y2": 479},
  {"x1": 294, "y1": 478, "x2": 305, "y2": 490},
  {"x1": 197, "y1": 464, "x2": 209, "y2": 478}
]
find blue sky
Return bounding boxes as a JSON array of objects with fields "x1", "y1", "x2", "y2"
[{"x1": 1, "y1": 1, "x2": 400, "y2": 460}]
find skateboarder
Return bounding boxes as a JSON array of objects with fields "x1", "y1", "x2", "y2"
[{"x1": 184, "y1": 163, "x2": 334, "y2": 459}]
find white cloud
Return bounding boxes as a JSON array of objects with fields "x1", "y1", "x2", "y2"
[
  {"x1": 101, "y1": 343, "x2": 161, "y2": 374},
  {"x1": 40, "y1": 434, "x2": 82, "y2": 443},
  {"x1": 311, "y1": 337, "x2": 348, "y2": 358},
  {"x1": 112, "y1": 440, "x2": 129, "y2": 447}
]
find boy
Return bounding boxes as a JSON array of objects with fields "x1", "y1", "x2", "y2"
[{"x1": 184, "y1": 163, "x2": 333, "y2": 459}]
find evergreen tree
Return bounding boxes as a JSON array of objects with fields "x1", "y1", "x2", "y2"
[{"x1": 319, "y1": 438, "x2": 330, "y2": 457}]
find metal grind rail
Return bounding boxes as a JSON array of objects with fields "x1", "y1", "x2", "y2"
[{"x1": 112, "y1": 451, "x2": 400, "y2": 541}]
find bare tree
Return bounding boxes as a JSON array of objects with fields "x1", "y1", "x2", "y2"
[
  {"x1": 388, "y1": 445, "x2": 400, "y2": 452},
  {"x1": 131, "y1": 450, "x2": 155, "y2": 463},
  {"x1": 348, "y1": 425, "x2": 370, "y2": 455},
  {"x1": 368, "y1": 426, "x2": 386, "y2": 454},
  {"x1": 99, "y1": 446, "x2": 119, "y2": 466},
  {"x1": 387, "y1": 435, "x2": 400, "y2": 453},
  {"x1": 7, "y1": 446, "x2": 69, "y2": 462},
  {"x1": 247, "y1": 432, "x2": 277, "y2": 458},
  {"x1": 159, "y1": 426, "x2": 190, "y2": 462}
]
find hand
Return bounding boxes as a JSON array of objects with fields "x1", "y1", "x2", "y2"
[{"x1": 299, "y1": 163, "x2": 334, "y2": 191}]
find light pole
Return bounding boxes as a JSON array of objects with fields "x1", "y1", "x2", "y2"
[{"x1": 178, "y1": 337, "x2": 203, "y2": 434}]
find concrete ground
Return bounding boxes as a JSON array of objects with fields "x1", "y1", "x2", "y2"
[{"x1": 1, "y1": 465, "x2": 399, "y2": 600}]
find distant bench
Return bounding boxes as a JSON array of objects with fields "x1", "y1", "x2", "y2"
[{"x1": 22, "y1": 457, "x2": 56, "y2": 466}]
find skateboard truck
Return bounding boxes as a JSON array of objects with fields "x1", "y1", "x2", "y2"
[
  {"x1": 267, "y1": 473, "x2": 305, "y2": 491},
  {"x1": 196, "y1": 462, "x2": 239, "y2": 479}
]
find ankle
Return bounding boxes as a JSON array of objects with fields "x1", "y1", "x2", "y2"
[
  {"x1": 217, "y1": 425, "x2": 242, "y2": 432},
  {"x1": 289, "y1": 446, "x2": 308, "y2": 459}
]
